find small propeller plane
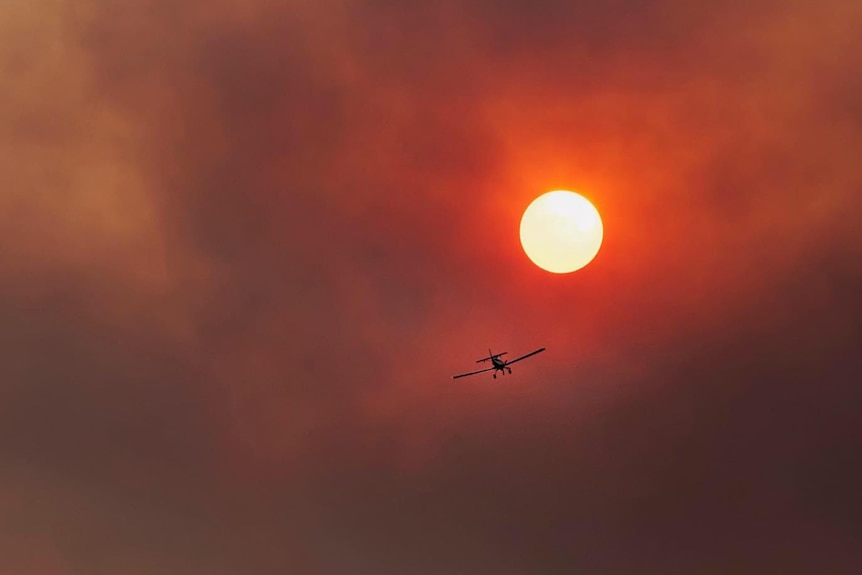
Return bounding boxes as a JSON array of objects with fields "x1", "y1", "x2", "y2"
[{"x1": 452, "y1": 347, "x2": 546, "y2": 380}]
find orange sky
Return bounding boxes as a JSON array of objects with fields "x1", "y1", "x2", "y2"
[{"x1": 1, "y1": 0, "x2": 861, "y2": 573}]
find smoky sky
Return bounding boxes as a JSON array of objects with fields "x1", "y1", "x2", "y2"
[{"x1": 1, "y1": 0, "x2": 861, "y2": 573}]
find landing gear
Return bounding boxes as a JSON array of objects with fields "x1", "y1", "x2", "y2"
[
  {"x1": 492, "y1": 373, "x2": 496, "y2": 379},
  {"x1": 507, "y1": 368, "x2": 512, "y2": 374}
]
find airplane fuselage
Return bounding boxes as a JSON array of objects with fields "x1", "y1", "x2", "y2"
[{"x1": 487, "y1": 353, "x2": 512, "y2": 378}]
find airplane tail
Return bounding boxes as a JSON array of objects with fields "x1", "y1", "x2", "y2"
[{"x1": 476, "y1": 348, "x2": 507, "y2": 363}]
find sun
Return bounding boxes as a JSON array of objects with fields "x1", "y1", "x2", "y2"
[{"x1": 519, "y1": 190, "x2": 603, "y2": 273}]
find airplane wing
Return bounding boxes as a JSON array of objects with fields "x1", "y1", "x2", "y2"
[
  {"x1": 505, "y1": 347, "x2": 546, "y2": 365},
  {"x1": 452, "y1": 366, "x2": 496, "y2": 379}
]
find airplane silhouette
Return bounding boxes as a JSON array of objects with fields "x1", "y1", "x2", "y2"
[{"x1": 452, "y1": 347, "x2": 545, "y2": 379}]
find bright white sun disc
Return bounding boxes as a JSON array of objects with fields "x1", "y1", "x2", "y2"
[{"x1": 519, "y1": 190, "x2": 603, "y2": 273}]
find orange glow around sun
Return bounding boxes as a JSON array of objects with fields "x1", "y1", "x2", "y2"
[{"x1": 519, "y1": 190, "x2": 604, "y2": 273}]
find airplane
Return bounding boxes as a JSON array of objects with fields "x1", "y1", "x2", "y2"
[{"x1": 452, "y1": 347, "x2": 546, "y2": 379}]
